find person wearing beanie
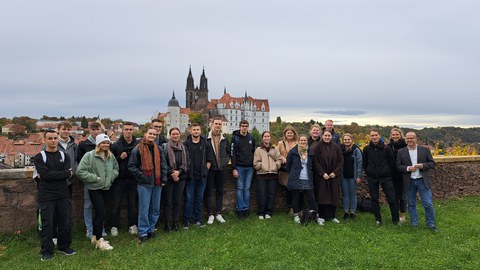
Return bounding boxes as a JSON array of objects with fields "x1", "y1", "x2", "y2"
[
  {"x1": 77, "y1": 133, "x2": 119, "y2": 250},
  {"x1": 77, "y1": 122, "x2": 104, "y2": 239},
  {"x1": 128, "y1": 128, "x2": 167, "y2": 242}
]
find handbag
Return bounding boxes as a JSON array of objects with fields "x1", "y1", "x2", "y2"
[{"x1": 357, "y1": 196, "x2": 373, "y2": 213}]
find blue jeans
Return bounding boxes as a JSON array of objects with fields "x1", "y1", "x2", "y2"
[
  {"x1": 83, "y1": 186, "x2": 93, "y2": 237},
  {"x1": 183, "y1": 177, "x2": 207, "y2": 224},
  {"x1": 236, "y1": 166, "x2": 254, "y2": 212},
  {"x1": 406, "y1": 178, "x2": 435, "y2": 228},
  {"x1": 341, "y1": 178, "x2": 358, "y2": 213},
  {"x1": 137, "y1": 184, "x2": 162, "y2": 237}
]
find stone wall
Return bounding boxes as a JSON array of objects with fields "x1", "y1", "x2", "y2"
[{"x1": 1, "y1": 156, "x2": 480, "y2": 233}]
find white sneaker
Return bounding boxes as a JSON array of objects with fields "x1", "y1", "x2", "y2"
[
  {"x1": 207, "y1": 215, "x2": 215, "y2": 225},
  {"x1": 102, "y1": 229, "x2": 107, "y2": 237},
  {"x1": 52, "y1": 238, "x2": 57, "y2": 246},
  {"x1": 317, "y1": 218, "x2": 325, "y2": 226},
  {"x1": 215, "y1": 214, "x2": 226, "y2": 223},
  {"x1": 294, "y1": 216, "x2": 301, "y2": 224},
  {"x1": 129, "y1": 225, "x2": 138, "y2": 235},
  {"x1": 96, "y1": 238, "x2": 113, "y2": 251},
  {"x1": 265, "y1": 214, "x2": 271, "y2": 219},
  {"x1": 258, "y1": 215, "x2": 264, "y2": 220},
  {"x1": 110, "y1": 227, "x2": 118, "y2": 237},
  {"x1": 399, "y1": 216, "x2": 406, "y2": 223},
  {"x1": 332, "y1": 218, "x2": 340, "y2": 224}
]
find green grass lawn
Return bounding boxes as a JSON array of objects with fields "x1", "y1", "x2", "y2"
[{"x1": 1, "y1": 196, "x2": 480, "y2": 270}]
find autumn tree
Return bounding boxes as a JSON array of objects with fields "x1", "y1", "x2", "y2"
[
  {"x1": 12, "y1": 116, "x2": 36, "y2": 132},
  {"x1": 189, "y1": 112, "x2": 205, "y2": 126}
]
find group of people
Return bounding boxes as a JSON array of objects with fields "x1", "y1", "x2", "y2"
[{"x1": 33, "y1": 118, "x2": 437, "y2": 262}]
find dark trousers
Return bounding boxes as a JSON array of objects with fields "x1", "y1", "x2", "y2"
[
  {"x1": 256, "y1": 178, "x2": 277, "y2": 216},
  {"x1": 393, "y1": 175, "x2": 407, "y2": 213},
  {"x1": 205, "y1": 169, "x2": 226, "y2": 215},
  {"x1": 163, "y1": 179, "x2": 186, "y2": 224},
  {"x1": 52, "y1": 184, "x2": 73, "y2": 239},
  {"x1": 367, "y1": 177, "x2": 399, "y2": 223},
  {"x1": 38, "y1": 198, "x2": 72, "y2": 256},
  {"x1": 111, "y1": 179, "x2": 138, "y2": 228},
  {"x1": 291, "y1": 189, "x2": 317, "y2": 214},
  {"x1": 318, "y1": 204, "x2": 337, "y2": 220},
  {"x1": 89, "y1": 189, "x2": 109, "y2": 240}
]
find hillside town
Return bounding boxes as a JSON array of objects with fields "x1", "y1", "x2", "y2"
[{"x1": 1, "y1": 67, "x2": 270, "y2": 168}]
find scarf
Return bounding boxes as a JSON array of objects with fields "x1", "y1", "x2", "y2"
[
  {"x1": 212, "y1": 132, "x2": 221, "y2": 167},
  {"x1": 298, "y1": 144, "x2": 308, "y2": 160},
  {"x1": 138, "y1": 138, "x2": 161, "y2": 185},
  {"x1": 166, "y1": 140, "x2": 188, "y2": 172}
]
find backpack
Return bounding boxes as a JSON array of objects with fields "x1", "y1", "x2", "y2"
[{"x1": 33, "y1": 150, "x2": 65, "y2": 180}]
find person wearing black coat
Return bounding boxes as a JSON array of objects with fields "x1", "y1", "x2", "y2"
[
  {"x1": 286, "y1": 135, "x2": 322, "y2": 225},
  {"x1": 388, "y1": 128, "x2": 408, "y2": 223},
  {"x1": 110, "y1": 122, "x2": 139, "y2": 236},
  {"x1": 205, "y1": 118, "x2": 231, "y2": 225},
  {"x1": 363, "y1": 129, "x2": 399, "y2": 225},
  {"x1": 162, "y1": 127, "x2": 189, "y2": 232},
  {"x1": 182, "y1": 123, "x2": 214, "y2": 228}
]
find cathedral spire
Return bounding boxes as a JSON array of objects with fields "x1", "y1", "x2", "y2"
[
  {"x1": 200, "y1": 66, "x2": 208, "y2": 90},
  {"x1": 186, "y1": 66, "x2": 194, "y2": 90}
]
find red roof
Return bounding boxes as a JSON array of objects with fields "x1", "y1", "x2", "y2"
[{"x1": 210, "y1": 92, "x2": 269, "y2": 111}]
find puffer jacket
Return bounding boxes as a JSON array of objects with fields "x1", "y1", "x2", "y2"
[
  {"x1": 253, "y1": 144, "x2": 282, "y2": 175},
  {"x1": 286, "y1": 146, "x2": 314, "y2": 190},
  {"x1": 77, "y1": 150, "x2": 119, "y2": 190},
  {"x1": 362, "y1": 140, "x2": 395, "y2": 179}
]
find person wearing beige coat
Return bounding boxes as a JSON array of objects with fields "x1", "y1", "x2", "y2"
[{"x1": 253, "y1": 131, "x2": 283, "y2": 219}]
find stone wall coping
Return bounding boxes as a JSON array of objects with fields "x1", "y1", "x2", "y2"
[
  {"x1": 1, "y1": 156, "x2": 480, "y2": 179},
  {"x1": 433, "y1": 155, "x2": 480, "y2": 163},
  {"x1": 0, "y1": 168, "x2": 33, "y2": 180}
]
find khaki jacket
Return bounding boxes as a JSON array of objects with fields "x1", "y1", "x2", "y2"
[{"x1": 253, "y1": 145, "x2": 282, "y2": 175}]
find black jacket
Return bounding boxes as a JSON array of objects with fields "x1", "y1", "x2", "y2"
[
  {"x1": 77, "y1": 136, "x2": 96, "y2": 163},
  {"x1": 111, "y1": 135, "x2": 139, "y2": 180},
  {"x1": 183, "y1": 135, "x2": 214, "y2": 180},
  {"x1": 206, "y1": 130, "x2": 231, "y2": 170},
  {"x1": 231, "y1": 130, "x2": 256, "y2": 169},
  {"x1": 363, "y1": 140, "x2": 395, "y2": 180},
  {"x1": 128, "y1": 143, "x2": 167, "y2": 186}
]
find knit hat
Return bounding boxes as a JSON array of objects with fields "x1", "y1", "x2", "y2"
[{"x1": 95, "y1": 134, "x2": 111, "y2": 146}]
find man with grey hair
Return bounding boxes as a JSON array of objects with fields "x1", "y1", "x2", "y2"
[{"x1": 396, "y1": 131, "x2": 437, "y2": 232}]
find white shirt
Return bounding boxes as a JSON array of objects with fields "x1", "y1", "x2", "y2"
[{"x1": 408, "y1": 146, "x2": 422, "y2": 179}]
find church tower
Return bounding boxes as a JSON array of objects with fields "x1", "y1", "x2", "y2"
[
  {"x1": 197, "y1": 67, "x2": 209, "y2": 109},
  {"x1": 185, "y1": 66, "x2": 209, "y2": 111},
  {"x1": 185, "y1": 66, "x2": 196, "y2": 109}
]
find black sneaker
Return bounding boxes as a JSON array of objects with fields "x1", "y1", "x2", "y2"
[
  {"x1": 349, "y1": 213, "x2": 356, "y2": 219},
  {"x1": 343, "y1": 213, "x2": 349, "y2": 220},
  {"x1": 147, "y1": 232, "x2": 156, "y2": 239},
  {"x1": 430, "y1": 226, "x2": 439, "y2": 233},
  {"x1": 138, "y1": 235, "x2": 148, "y2": 243},
  {"x1": 41, "y1": 253, "x2": 53, "y2": 261},
  {"x1": 182, "y1": 223, "x2": 190, "y2": 230},
  {"x1": 59, "y1": 247, "x2": 76, "y2": 256}
]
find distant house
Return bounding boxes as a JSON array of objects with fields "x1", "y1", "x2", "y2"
[{"x1": 0, "y1": 135, "x2": 43, "y2": 168}]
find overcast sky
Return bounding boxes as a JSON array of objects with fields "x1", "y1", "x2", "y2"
[{"x1": 1, "y1": 0, "x2": 479, "y2": 128}]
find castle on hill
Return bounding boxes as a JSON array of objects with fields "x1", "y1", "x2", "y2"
[{"x1": 152, "y1": 67, "x2": 270, "y2": 135}]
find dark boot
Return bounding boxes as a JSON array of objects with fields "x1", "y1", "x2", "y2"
[{"x1": 164, "y1": 222, "x2": 172, "y2": 232}]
